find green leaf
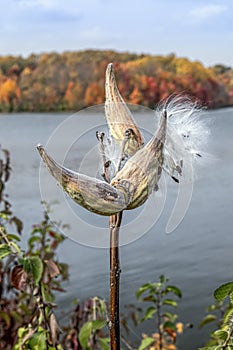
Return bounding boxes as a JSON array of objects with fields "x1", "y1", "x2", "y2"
[
  {"x1": 206, "y1": 304, "x2": 222, "y2": 312},
  {"x1": 163, "y1": 311, "x2": 177, "y2": 322},
  {"x1": 23, "y1": 256, "x2": 43, "y2": 284},
  {"x1": 98, "y1": 338, "x2": 110, "y2": 350},
  {"x1": 10, "y1": 310, "x2": 22, "y2": 323},
  {"x1": 138, "y1": 337, "x2": 155, "y2": 350},
  {"x1": 163, "y1": 299, "x2": 177, "y2": 308},
  {"x1": 41, "y1": 283, "x2": 54, "y2": 303},
  {"x1": 223, "y1": 307, "x2": 233, "y2": 325},
  {"x1": 28, "y1": 330, "x2": 46, "y2": 349},
  {"x1": 78, "y1": 320, "x2": 106, "y2": 349},
  {"x1": 142, "y1": 295, "x2": 157, "y2": 303},
  {"x1": 136, "y1": 283, "x2": 153, "y2": 299},
  {"x1": 98, "y1": 298, "x2": 107, "y2": 315},
  {"x1": 198, "y1": 347, "x2": 223, "y2": 350},
  {"x1": 0, "y1": 244, "x2": 11, "y2": 259},
  {"x1": 17, "y1": 327, "x2": 27, "y2": 339},
  {"x1": 48, "y1": 345, "x2": 63, "y2": 350},
  {"x1": 28, "y1": 236, "x2": 41, "y2": 249},
  {"x1": 214, "y1": 282, "x2": 233, "y2": 302},
  {"x1": 91, "y1": 319, "x2": 106, "y2": 331},
  {"x1": 199, "y1": 314, "x2": 217, "y2": 328},
  {"x1": 141, "y1": 306, "x2": 157, "y2": 322},
  {"x1": 159, "y1": 274, "x2": 166, "y2": 283},
  {"x1": 79, "y1": 322, "x2": 92, "y2": 350},
  {"x1": 165, "y1": 285, "x2": 182, "y2": 298},
  {"x1": 230, "y1": 292, "x2": 233, "y2": 305},
  {"x1": 163, "y1": 321, "x2": 176, "y2": 331},
  {"x1": 9, "y1": 241, "x2": 21, "y2": 254},
  {"x1": 7, "y1": 234, "x2": 21, "y2": 242},
  {"x1": 0, "y1": 213, "x2": 9, "y2": 221},
  {"x1": 213, "y1": 330, "x2": 228, "y2": 341},
  {"x1": 0, "y1": 311, "x2": 11, "y2": 327}
]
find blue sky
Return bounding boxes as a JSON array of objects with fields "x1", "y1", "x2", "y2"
[{"x1": 0, "y1": 0, "x2": 232, "y2": 67}]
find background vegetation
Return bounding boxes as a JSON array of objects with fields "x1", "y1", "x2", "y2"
[
  {"x1": 1, "y1": 137, "x2": 233, "y2": 348},
  {"x1": 0, "y1": 50, "x2": 232, "y2": 112},
  {"x1": 1, "y1": 49, "x2": 233, "y2": 348}
]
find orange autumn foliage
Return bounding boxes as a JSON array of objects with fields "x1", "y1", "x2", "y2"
[
  {"x1": 0, "y1": 78, "x2": 21, "y2": 111},
  {"x1": 0, "y1": 50, "x2": 231, "y2": 112}
]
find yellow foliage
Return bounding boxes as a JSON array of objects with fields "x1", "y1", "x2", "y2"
[
  {"x1": 0, "y1": 50, "x2": 230, "y2": 111},
  {"x1": 141, "y1": 324, "x2": 184, "y2": 350},
  {"x1": 0, "y1": 78, "x2": 21, "y2": 104},
  {"x1": 22, "y1": 67, "x2": 32, "y2": 76},
  {"x1": 176, "y1": 322, "x2": 184, "y2": 334},
  {"x1": 175, "y1": 58, "x2": 210, "y2": 81}
]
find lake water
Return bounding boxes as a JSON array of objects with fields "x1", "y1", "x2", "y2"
[{"x1": 0, "y1": 106, "x2": 232, "y2": 349}]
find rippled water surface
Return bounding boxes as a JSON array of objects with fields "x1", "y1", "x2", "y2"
[{"x1": 0, "y1": 107, "x2": 232, "y2": 349}]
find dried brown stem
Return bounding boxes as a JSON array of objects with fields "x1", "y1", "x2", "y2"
[
  {"x1": 109, "y1": 212, "x2": 122, "y2": 350},
  {"x1": 96, "y1": 128, "x2": 123, "y2": 349}
]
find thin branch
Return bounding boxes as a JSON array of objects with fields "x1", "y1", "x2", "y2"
[
  {"x1": 96, "y1": 130, "x2": 124, "y2": 349},
  {"x1": 109, "y1": 212, "x2": 122, "y2": 350},
  {"x1": 157, "y1": 290, "x2": 163, "y2": 350}
]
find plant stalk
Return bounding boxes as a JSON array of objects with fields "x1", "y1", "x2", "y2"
[
  {"x1": 109, "y1": 211, "x2": 122, "y2": 350},
  {"x1": 157, "y1": 291, "x2": 163, "y2": 350}
]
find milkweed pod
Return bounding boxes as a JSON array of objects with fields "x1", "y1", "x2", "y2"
[
  {"x1": 105, "y1": 63, "x2": 144, "y2": 156},
  {"x1": 111, "y1": 108, "x2": 167, "y2": 209},
  {"x1": 37, "y1": 107, "x2": 167, "y2": 216},
  {"x1": 37, "y1": 145, "x2": 127, "y2": 216}
]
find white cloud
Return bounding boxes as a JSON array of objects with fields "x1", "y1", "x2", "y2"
[{"x1": 190, "y1": 4, "x2": 227, "y2": 21}]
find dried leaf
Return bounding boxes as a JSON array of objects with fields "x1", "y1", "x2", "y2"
[
  {"x1": 11, "y1": 265, "x2": 28, "y2": 290},
  {"x1": 45, "y1": 259, "x2": 60, "y2": 278},
  {"x1": 0, "y1": 159, "x2": 3, "y2": 178},
  {"x1": 2, "y1": 149, "x2": 11, "y2": 182},
  {"x1": 164, "y1": 327, "x2": 177, "y2": 343},
  {"x1": 49, "y1": 312, "x2": 62, "y2": 345},
  {"x1": 9, "y1": 216, "x2": 23, "y2": 234}
]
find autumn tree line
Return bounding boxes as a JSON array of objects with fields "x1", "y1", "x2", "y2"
[{"x1": 0, "y1": 49, "x2": 232, "y2": 112}]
